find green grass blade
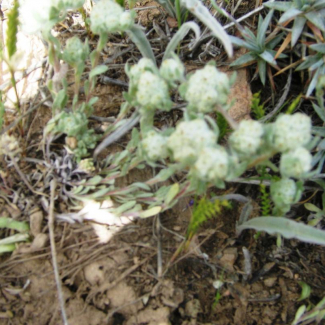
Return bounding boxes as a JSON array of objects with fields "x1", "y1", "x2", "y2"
[{"x1": 237, "y1": 216, "x2": 325, "y2": 246}]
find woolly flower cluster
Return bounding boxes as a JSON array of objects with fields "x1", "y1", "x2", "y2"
[
  {"x1": 160, "y1": 57, "x2": 185, "y2": 86},
  {"x1": 90, "y1": 0, "x2": 134, "y2": 34},
  {"x1": 141, "y1": 131, "x2": 168, "y2": 161},
  {"x1": 62, "y1": 36, "x2": 89, "y2": 68},
  {"x1": 229, "y1": 120, "x2": 263, "y2": 157},
  {"x1": 126, "y1": 58, "x2": 171, "y2": 112},
  {"x1": 280, "y1": 147, "x2": 312, "y2": 179},
  {"x1": 167, "y1": 119, "x2": 217, "y2": 164},
  {"x1": 272, "y1": 113, "x2": 312, "y2": 179},
  {"x1": 19, "y1": 0, "x2": 84, "y2": 35},
  {"x1": 127, "y1": 58, "x2": 157, "y2": 86},
  {"x1": 136, "y1": 72, "x2": 171, "y2": 111},
  {"x1": 270, "y1": 178, "x2": 301, "y2": 214},
  {"x1": 272, "y1": 113, "x2": 311, "y2": 152},
  {"x1": 181, "y1": 65, "x2": 230, "y2": 113},
  {"x1": 193, "y1": 146, "x2": 229, "y2": 182}
]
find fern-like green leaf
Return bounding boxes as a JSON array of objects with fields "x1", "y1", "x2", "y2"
[
  {"x1": 216, "y1": 112, "x2": 229, "y2": 140},
  {"x1": 251, "y1": 91, "x2": 265, "y2": 120},
  {"x1": 259, "y1": 183, "x2": 272, "y2": 216},
  {"x1": 186, "y1": 197, "x2": 230, "y2": 240},
  {"x1": 6, "y1": 0, "x2": 19, "y2": 59}
]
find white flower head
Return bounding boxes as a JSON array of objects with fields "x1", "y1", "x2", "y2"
[
  {"x1": 182, "y1": 65, "x2": 230, "y2": 113},
  {"x1": 193, "y1": 146, "x2": 229, "y2": 182},
  {"x1": 270, "y1": 178, "x2": 299, "y2": 208},
  {"x1": 90, "y1": 0, "x2": 134, "y2": 34},
  {"x1": 136, "y1": 71, "x2": 171, "y2": 111},
  {"x1": 78, "y1": 158, "x2": 96, "y2": 173},
  {"x1": 127, "y1": 58, "x2": 157, "y2": 84},
  {"x1": 272, "y1": 113, "x2": 311, "y2": 152},
  {"x1": 141, "y1": 131, "x2": 169, "y2": 161},
  {"x1": 160, "y1": 57, "x2": 185, "y2": 86},
  {"x1": 167, "y1": 119, "x2": 217, "y2": 164},
  {"x1": 19, "y1": 0, "x2": 84, "y2": 35},
  {"x1": 280, "y1": 147, "x2": 312, "y2": 178},
  {"x1": 119, "y1": 11, "x2": 134, "y2": 30},
  {"x1": 229, "y1": 120, "x2": 264, "y2": 156},
  {"x1": 0, "y1": 134, "x2": 21, "y2": 157},
  {"x1": 62, "y1": 36, "x2": 89, "y2": 67}
]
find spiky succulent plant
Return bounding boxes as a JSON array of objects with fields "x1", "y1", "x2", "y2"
[
  {"x1": 264, "y1": 0, "x2": 325, "y2": 46},
  {"x1": 230, "y1": 10, "x2": 286, "y2": 86}
]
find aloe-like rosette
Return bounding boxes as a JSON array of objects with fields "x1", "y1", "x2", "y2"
[
  {"x1": 229, "y1": 120, "x2": 264, "y2": 157},
  {"x1": 62, "y1": 36, "x2": 89, "y2": 67},
  {"x1": 270, "y1": 178, "x2": 301, "y2": 212},
  {"x1": 181, "y1": 65, "x2": 230, "y2": 113},
  {"x1": 272, "y1": 113, "x2": 311, "y2": 152},
  {"x1": 19, "y1": 0, "x2": 84, "y2": 35},
  {"x1": 90, "y1": 0, "x2": 134, "y2": 34},
  {"x1": 280, "y1": 147, "x2": 312, "y2": 178},
  {"x1": 192, "y1": 146, "x2": 229, "y2": 182},
  {"x1": 160, "y1": 57, "x2": 185, "y2": 86},
  {"x1": 136, "y1": 71, "x2": 172, "y2": 111},
  {"x1": 167, "y1": 119, "x2": 218, "y2": 164},
  {"x1": 141, "y1": 131, "x2": 169, "y2": 161}
]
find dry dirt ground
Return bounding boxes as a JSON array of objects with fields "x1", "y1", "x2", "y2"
[{"x1": 0, "y1": 1, "x2": 325, "y2": 325}]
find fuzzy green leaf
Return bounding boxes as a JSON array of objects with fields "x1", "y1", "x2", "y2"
[
  {"x1": 89, "y1": 65, "x2": 108, "y2": 79},
  {"x1": 181, "y1": 0, "x2": 233, "y2": 57},
  {"x1": 127, "y1": 25, "x2": 157, "y2": 64},
  {"x1": 0, "y1": 217, "x2": 29, "y2": 232},
  {"x1": 298, "y1": 281, "x2": 311, "y2": 301},
  {"x1": 237, "y1": 216, "x2": 325, "y2": 246},
  {"x1": 114, "y1": 201, "x2": 136, "y2": 215},
  {"x1": 163, "y1": 22, "x2": 200, "y2": 60},
  {"x1": 165, "y1": 183, "x2": 180, "y2": 206},
  {"x1": 0, "y1": 233, "x2": 29, "y2": 245},
  {"x1": 140, "y1": 206, "x2": 162, "y2": 218}
]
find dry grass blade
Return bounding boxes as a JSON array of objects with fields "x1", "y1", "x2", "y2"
[{"x1": 274, "y1": 32, "x2": 291, "y2": 60}]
